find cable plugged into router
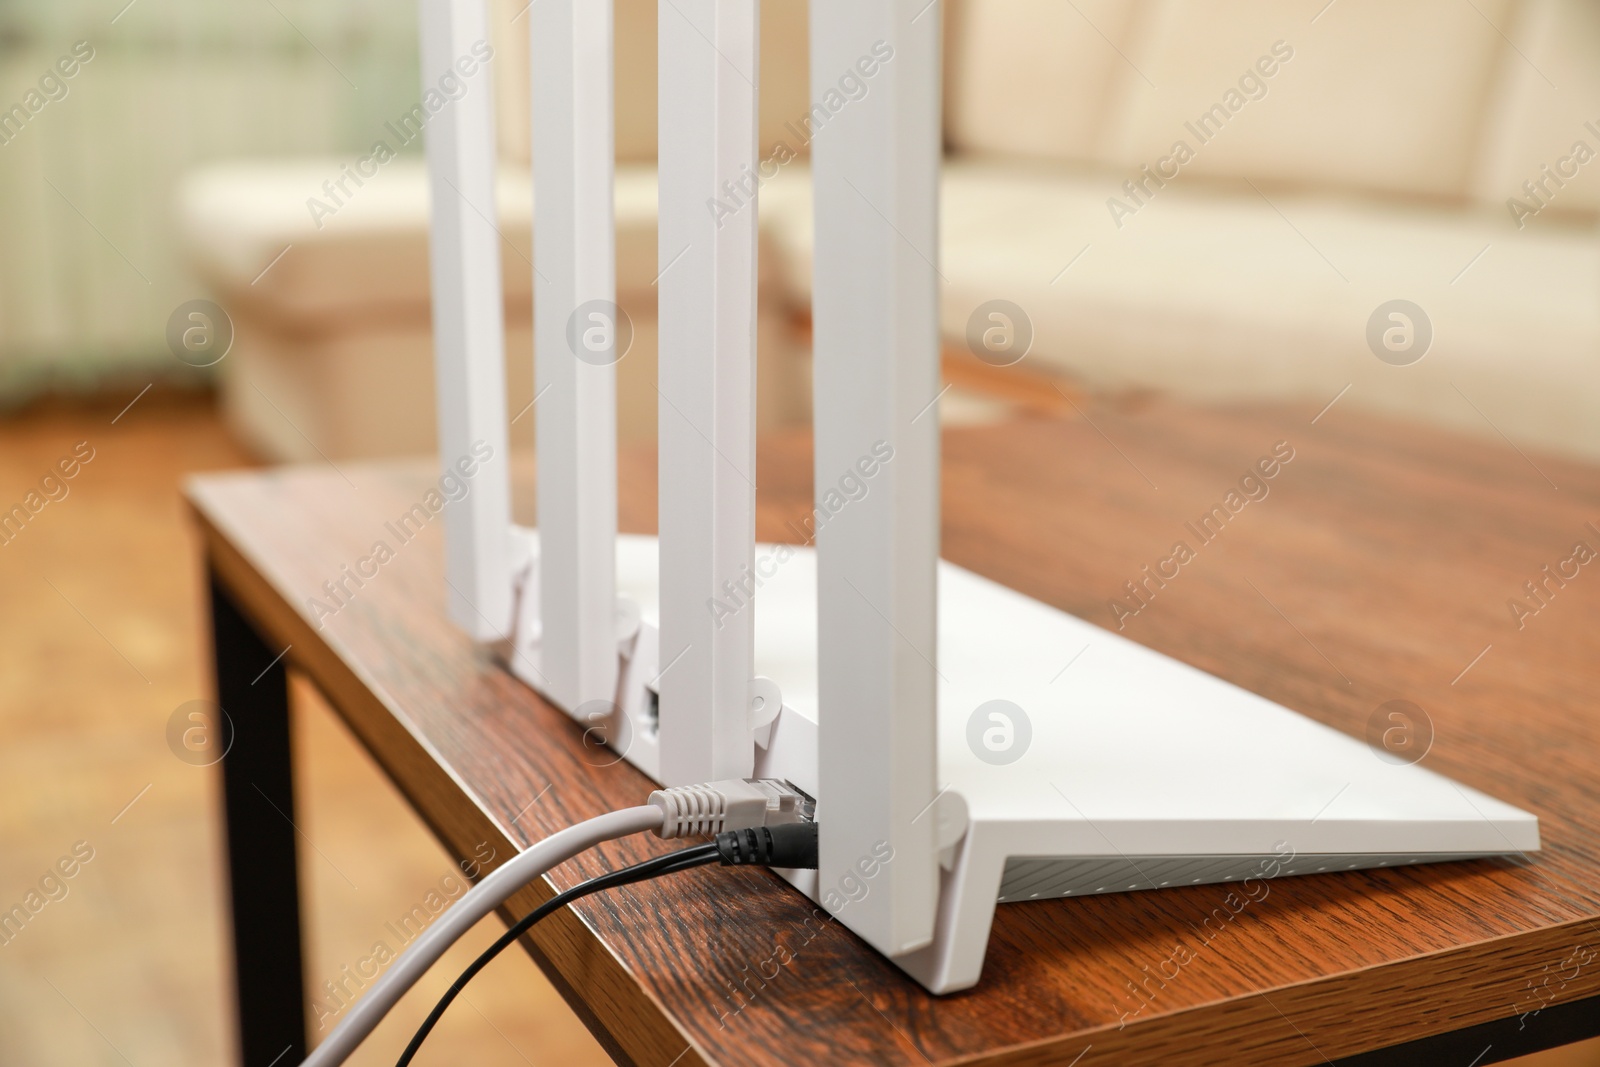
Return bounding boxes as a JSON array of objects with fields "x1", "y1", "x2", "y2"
[
  {"x1": 714, "y1": 822, "x2": 819, "y2": 868},
  {"x1": 650, "y1": 777, "x2": 815, "y2": 839},
  {"x1": 300, "y1": 781, "x2": 818, "y2": 1067}
]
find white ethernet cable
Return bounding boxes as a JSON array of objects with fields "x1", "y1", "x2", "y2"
[
  {"x1": 300, "y1": 779, "x2": 810, "y2": 1067},
  {"x1": 301, "y1": 806, "x2": 660, "y2": 1067}
]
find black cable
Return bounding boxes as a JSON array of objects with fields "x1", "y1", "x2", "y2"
[
  {"x1": 394, "y1": 844, "x2": 717, "y2": 1067},
  {"x1": 395, "y1": 822, "x2": 818, "y2": 1067}
]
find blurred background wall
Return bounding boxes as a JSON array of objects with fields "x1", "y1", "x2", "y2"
[{"x1": 0, "y1": 0, "x2": 419, "y2": 401}]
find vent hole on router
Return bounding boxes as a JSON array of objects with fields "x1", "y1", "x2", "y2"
[{"x1": 642, "y1": 688, "x2": 661, "y2": 738}]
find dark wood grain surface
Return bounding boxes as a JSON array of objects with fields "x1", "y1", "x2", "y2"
[{"x1": 186, "y1": 400, "x2": 1600, "y2": 1067}]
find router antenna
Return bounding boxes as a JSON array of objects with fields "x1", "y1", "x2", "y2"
[
  {"x1": 419, "y1": 0, "x2": 513, "y2": 640},
  {"x1": 530, "y1": 0, "x2": 621, "y2": 711},
  {"x1": 811, "y1": 0, "x2": 943, "y2": 957},
  {"x1": 656, "y1": 0, "x2": 761, "y2": 785}
]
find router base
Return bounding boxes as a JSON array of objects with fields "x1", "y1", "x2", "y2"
[{"x1": 504, "y1": 532, "x2": 1538, "y2": 993}]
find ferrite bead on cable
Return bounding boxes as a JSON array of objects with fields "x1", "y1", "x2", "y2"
[{"x1": 712, "y1": 822, "x2": 819, "y2": 869}]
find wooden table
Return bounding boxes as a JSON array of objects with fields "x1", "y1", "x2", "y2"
[{"x1": 187, "y1": 400, "x2": 1600, "y2": 1067}]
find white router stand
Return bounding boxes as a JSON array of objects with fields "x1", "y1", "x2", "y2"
[{"x1": 418, "y1": 0, "x2": 1538, "y2": 994}]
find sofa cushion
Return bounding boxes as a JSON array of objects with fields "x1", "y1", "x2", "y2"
[
  {"x1": 1471, "y1": 0, "x2": 1600, "y2": 220},
  {"x1": 944, "y1": 0, "x2": 1139, "y2": 163},
  {"x1": 946, "y1": 0, "x2": 1518, "y2": 202},
  {"x1": 177, "y1": 160, "x2": 663, "y2": 328},
  {"x1": 761, "y1": 161, "x2": 1600, "y2": 460},
  {"x1": 1129, "y1": 0, "x2": 1519, "y2": 199}
]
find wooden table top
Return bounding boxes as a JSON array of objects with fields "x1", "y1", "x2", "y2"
[{"x1": 187, "y1": 400, "x2": 1600, "y2": 1067}]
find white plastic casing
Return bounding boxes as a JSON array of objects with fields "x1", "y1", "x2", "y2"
[
  {"x1": 417, "y1": 0, "x2": 513, "y2": 639},
  {"x1": 656, "y1": 0, "x2": 762, "y2": 785},
  {"x1": 530, "y1": 0, "x2": 621, "y2": 711},
  {"x1": 438, "y1": 0, "x2": 1541, "y2": 1000},
  {"x1": 809, "y1": 0, "x2": 945, "y2": 959}
]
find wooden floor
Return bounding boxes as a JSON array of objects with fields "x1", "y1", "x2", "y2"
[
  {"x1": 0, "y1": 393, "x2": 608, "y2": 1065},
  {"x1": 0, "y1": 392, "x2": 1595, "y2": 1066}
]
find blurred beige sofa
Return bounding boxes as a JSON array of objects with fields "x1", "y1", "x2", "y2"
[
  {"x1": 178, "y1": 0, "x2": 814, "y2": 461},
  {"x1": 180, "y1": 0, "x2": 1600, "y2": 463}
]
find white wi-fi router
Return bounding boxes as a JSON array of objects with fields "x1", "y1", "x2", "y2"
[{"x1": 418, "y1": 0, "x2": 1537, "y2": 993}]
